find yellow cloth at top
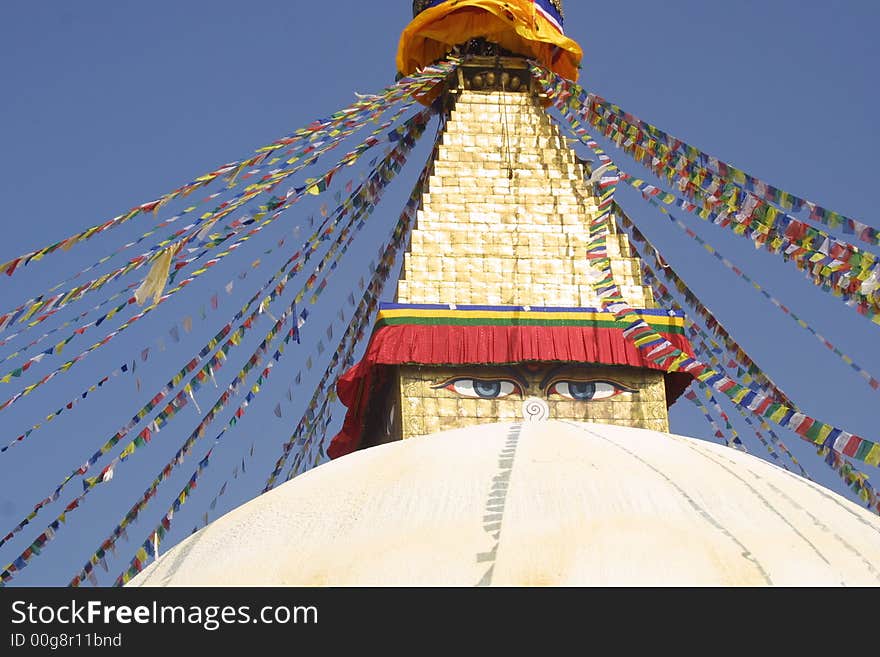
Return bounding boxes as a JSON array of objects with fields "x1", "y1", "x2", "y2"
[
  {"x1": 134, "y1": 242, "x2": 182, "y2": 306},
  {"x1": 397, "y1": 0, "x2": 582, "y2": 81}
]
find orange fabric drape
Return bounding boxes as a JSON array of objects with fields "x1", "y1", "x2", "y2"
[{"x1": 397, "y1": 0, "x2": 582, "y2": 81}]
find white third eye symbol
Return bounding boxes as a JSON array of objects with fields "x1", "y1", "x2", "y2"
[{"x1": 522, "y1": 397, "x2": 549, "y2": 422}]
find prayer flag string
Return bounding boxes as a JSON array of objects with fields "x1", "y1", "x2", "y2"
[
  {"x1": 583, "y1": 85, "x2": 880, "y2": 250},
  {"x1": 0, "y1": 107, "x2": 433, "y2": 557},
  {"x1": 530, "y1": 63, "x2": 880, "y2": 325},
  {"x1": 579, "y1": 175, "x2": 880, "y2": 497},
  {"x1": 110, "y1": 151, "x2": 423, "y2": 585},
  {"x1": 0, "y1": 92, "x2": 423, "y2": 346},
  {"x1": 0, "y1": 60, "x2": 457, "y2": 279},
  {"x1": 611, "y1": 205, "x2": 876, "y2": 500},
  {"x1": 0, "y1": 226, "x2": 311, "y2": 454},
  {"x1": 623, "y1": 191, "x2": 880, "y2": 394},
  {"x1": 262, "y1": 113, "x2": 444, "y2": 492},
  {"x1": 0, "y1": 107, "x2": 433, "y2": 412},
  {"x1": 554, "y1": 118, "x2": 791, "y2": 405},
  {"x1": 618, "y1": 210, "x2": 808, "y2": 476}
]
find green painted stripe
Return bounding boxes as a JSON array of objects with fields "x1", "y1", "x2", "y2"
[{"x1": 375, "y1": 316, "x2": 686, "y2": 334}]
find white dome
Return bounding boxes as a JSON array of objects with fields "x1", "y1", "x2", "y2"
[{"x1": 129, "y1": 421, "x2": 880, "y2": 586}]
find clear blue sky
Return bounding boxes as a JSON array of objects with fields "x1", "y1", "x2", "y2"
[{"x1": 0, "y1": 1, "x2": 878, "y2": 586}]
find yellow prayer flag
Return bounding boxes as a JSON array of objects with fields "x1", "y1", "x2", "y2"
[
  {"x1": 731, "y1": 388, "x2": 749, "y2": 404},
  {"x1": 815, "y1": 424, "x2": 833, "y2": 445},
  {"x1": 20, "y1": 300, "x2": 46, "y2": 322},
  {"x1": 60, "y1": 236, "x2": 80, "y2": 251},
  {"x1": 135, "y1": 243, "x2": 182, "y2": 306}
]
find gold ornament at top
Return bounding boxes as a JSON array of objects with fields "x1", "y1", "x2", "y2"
[{"x1": 412, "y1": 0, "x2": 432, "y2": 16}]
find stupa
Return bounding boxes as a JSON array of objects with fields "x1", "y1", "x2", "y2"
[
  {"x1": 328, "y1": 0, "x2": 694, "y2": 457},
  {"x1": 129, "y1": 1, "x2": 880, "y2": 587}
]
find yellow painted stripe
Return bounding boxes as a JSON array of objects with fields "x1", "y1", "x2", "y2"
[{"x1": 377, "y1": 308, "x2": 684, "y2": 327}]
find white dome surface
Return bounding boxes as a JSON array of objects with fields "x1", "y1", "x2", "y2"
[{"x1": 129, "y1": 421, "x2": 880, "y2": 586}]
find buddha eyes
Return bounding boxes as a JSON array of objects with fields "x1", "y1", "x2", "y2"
[
  {"x1": 434, "y1": 377, "x2": 636, "y2": 401},
  {"x1": 546, "y1": 380, "x2": 635, "y2": 401},
  {"x1": 436, "y1": 378, "x2": 522, "y2": 399}
]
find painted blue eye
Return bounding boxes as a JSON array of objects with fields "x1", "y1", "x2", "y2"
[
  {"x1": 442, "y1": 379, "x2": 519, "y2": 399},
  {"x1": 548, "y1": 380, "x2": 632, "y2": 401},
  {"x1": 474, "y1": 380, "x2": 502, "y2": 398},
  {"x1": 567, "y1": 381, "x2": 597, "y2": 401}
]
